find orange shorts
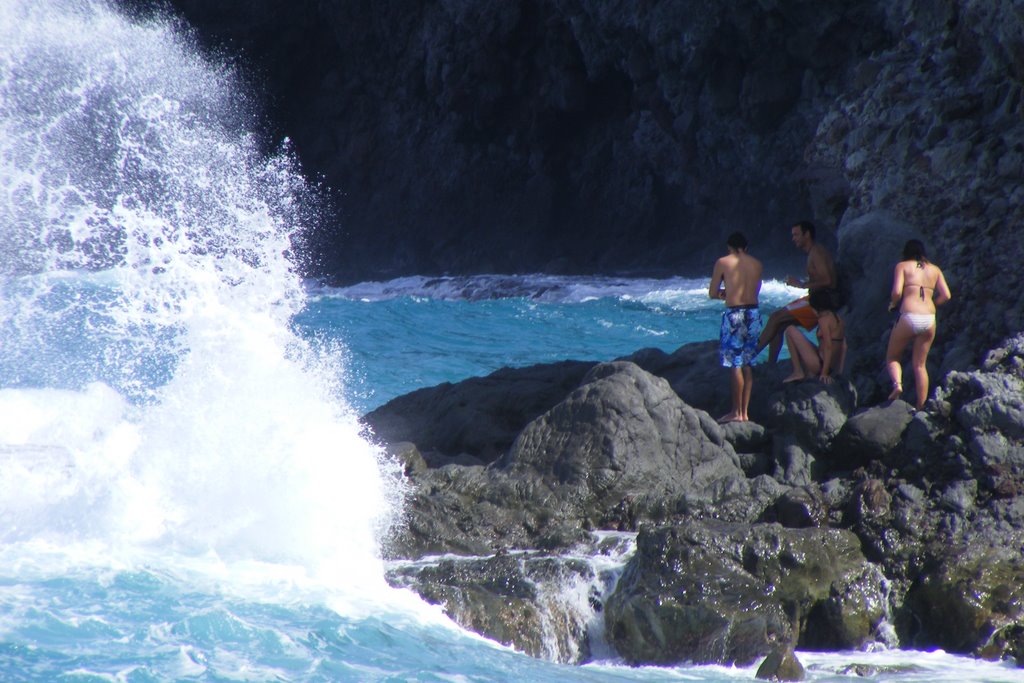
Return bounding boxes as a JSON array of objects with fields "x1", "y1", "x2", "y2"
[{"x1": 785, "y1": 296, "x2": 818, "y2": 330}]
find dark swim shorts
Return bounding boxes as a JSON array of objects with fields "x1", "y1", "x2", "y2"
[{"x1": 720, "y1": 305, "x2": 762, "y2": 368}]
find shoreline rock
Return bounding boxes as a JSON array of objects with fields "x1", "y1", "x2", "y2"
[{"x1": 368, "y1": 332, "x2": 1024, "y2": 668}]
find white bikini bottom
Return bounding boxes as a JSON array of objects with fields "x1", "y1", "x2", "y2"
[{"x1": 902, "y1": 313, "x2": 935, "y2": 334}]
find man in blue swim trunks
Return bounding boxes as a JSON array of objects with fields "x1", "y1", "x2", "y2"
[{"x1": 709, "y1": 232, "x2": 763, "y2": 423}]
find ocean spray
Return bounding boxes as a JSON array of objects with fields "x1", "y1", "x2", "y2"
[{"x1": 0, "y1": 0, "x2": 399, "y2": 595}]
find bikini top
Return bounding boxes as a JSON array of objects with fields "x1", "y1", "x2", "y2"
[
  {"x1": 817, "y1": 311, "x2": 846, "y2": 343},
  {"x1": 905, "y1": 261, "x2": 936, "y2": 300}
]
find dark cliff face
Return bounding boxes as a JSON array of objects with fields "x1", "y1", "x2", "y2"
[
  {"x1": 122, "y1": 0, "x2": 891, "y2": 280},
  {"x1": 122, "y1": 0, "x2": 1024, "y2": 366}
]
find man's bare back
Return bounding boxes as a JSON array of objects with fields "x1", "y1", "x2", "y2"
[{"x1": 710, "y1": 251, "x2": 763, "y2": 307}]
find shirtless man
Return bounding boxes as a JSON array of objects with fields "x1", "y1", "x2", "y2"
[
  {"x1": 756, "y1": 221, "x2": 838, "y2": 364},
  {"x1": 709, "y1": 232, "x2": 763, "y2": 423}
]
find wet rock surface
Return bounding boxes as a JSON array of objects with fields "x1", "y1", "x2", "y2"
[{"x1": 368, "y1": 331, "x2": 1024, "y2": 668}]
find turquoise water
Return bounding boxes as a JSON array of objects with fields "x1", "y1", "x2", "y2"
[
  {"x1": 3, "y1": 1, "x2": 1024, "y2": 681},
  {"x1": 295, "y1": 275, "x2": 796, "y2": 413}
]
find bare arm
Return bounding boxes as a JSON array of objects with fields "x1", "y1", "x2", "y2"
[
  {"x1": 709, "y1": 260, "x2": 725, "y2": 300},
  {"x1": 888, "y1": 264, "x2": 905, "y2": 311},
  {"x1": 934, "y1": 268, "x2": 952, "y2": 306}
]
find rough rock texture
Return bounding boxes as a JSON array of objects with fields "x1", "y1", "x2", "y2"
[
  {"x1": 365, "y1": 360, "x2": 593, "y2": 466},
  {"x1": 604, "y1": 520, "x2": 887, "y2": 665},
  {"x1": 382, "y1": 361, "x2": 768, "y2": 559},
  {"x1": 126, "y1": 0, "x2": 897, "y2": 280},
  {"x1": 500, "y1": 361, "x2": 743, "y2": 507},
  {"x1": 756, "y1": 646, "x2": 807, "y2": 681},
  {"x1": 808, "y1": 0, "x2": 1024, "y2": 377},
  {"x1": 385, "y1": 552, "x2": 600, "y2": 663},
  {"x1": 366, "y1": 332, "x2": 1024, "y2": 668}
]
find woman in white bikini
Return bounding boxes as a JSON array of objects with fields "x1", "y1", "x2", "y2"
[{"x1": 885, "y1": 239, "x2": 952, "y2": 409}]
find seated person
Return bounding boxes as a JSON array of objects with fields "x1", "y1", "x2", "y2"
[{"x1": 782, "y1": 288, "x2": 846, "y2": 384}]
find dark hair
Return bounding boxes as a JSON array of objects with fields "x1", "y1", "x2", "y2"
[
  {"x1": 902, "y1": 239, "x2": 929, "y2": 264},
  {"x1": 809, "y1": 287, "x2": 839, "y2": 312},
  {"x1": 794, "y1": 221, "x2": 816, "y2": 240},
  {"x1": 727, "y1": 232, "x2": 748, "y2": 250}
]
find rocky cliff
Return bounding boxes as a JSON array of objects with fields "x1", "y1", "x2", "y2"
[
  {"x1": 107, "y1": 2, "x2": 839, "y2": 271},
  {"x1": 125, "y1": 0, "x2": 1022, "y2": 365}
]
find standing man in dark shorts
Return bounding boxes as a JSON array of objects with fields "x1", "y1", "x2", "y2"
[
  {"x1": 709, "y1": 232, "x2": 763, "y2": 423},
  {"x1": 755, "y1": 220, "x2": 838, "y2": 364}
]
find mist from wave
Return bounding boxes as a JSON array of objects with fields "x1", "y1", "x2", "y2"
[{"x1": 0, "y1": 0, "x2": 399, "y2": 597}]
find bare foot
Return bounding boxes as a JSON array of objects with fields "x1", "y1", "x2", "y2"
[
  {"x1": 888, "y1": 382, "x2": 902, "y2": 402},
  {"x1": 782, "y1": 374, "x2": 805, "y2": 384},
  {"x1": 717, "y1": 412, "x2": 741, "y2": 424}
]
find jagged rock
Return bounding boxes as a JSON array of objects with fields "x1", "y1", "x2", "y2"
[
  {"x1": 720, "y1": 420, "x2": 771, "y2": 453},
  {"x1": 387, "y1": 441, "x2": 427, "y2": 477},
  {"x1": 900, "y1": 539, "x2": 1024, "y2": 656},
  {"x1": 501, "y1": 361, "x2": 745, "y2": 506},
  {"x1": 762, "y1": 485, "x2": 828, "y2": 529},
  {"x1": 365, "y1": 360, "x2": 595, "y2": 465},
  {"x1": 385, "y1": 361, "x2": 756, "y2": 558},
  {"x1": 604, "y1": 519, "x2": 886, "y2": 666},
  {"x1": 385, "y1": 552, "x2": 597, "y2": 663},
  {"x1": 844, "y1": 478, "x2": 892, "y2": 525},
  {"x1": 755, "y1": 646, "x2": 806, "y2": 681},
  {"x1": 769, "y1": 380, "x2": 858, "y2": 453},
  {"x1": 766, "y1": 380, "x2": 857, "y2": 484},
  {"x1": 979, "y1": 624, "x2": 1024, "y2": 666},
  {"x1": 831, "y1": 400, "x2": 916, "y2": 468}
]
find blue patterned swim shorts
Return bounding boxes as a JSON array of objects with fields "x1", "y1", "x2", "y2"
[{"x1": 720, "y1": 305, "x2": 762, "y2": 368}]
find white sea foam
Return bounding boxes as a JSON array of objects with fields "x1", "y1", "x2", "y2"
[
  {"x1": 0, "y1": 0, "x2": 401, "y2": 604},
  {"x1": 312, "y1": 273, "x2": 803, "y2": 309}
]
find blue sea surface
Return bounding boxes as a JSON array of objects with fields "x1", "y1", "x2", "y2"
[{"x1": 296, "y1": 275, "x2": 797, "y2": 413}]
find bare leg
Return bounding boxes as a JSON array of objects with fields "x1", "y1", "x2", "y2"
[
  {"x1": 757, "y1": 308, "x2": 797, "y2": 364},
  {"x1": 782, "y1": 326, "x2": 821, "y2": 383},
  {"x1": 885, "y1": 317, "x2": 915, "y2": 401},
  {"x1": 719, "y1": 367, "x2": 745, "y2": 423},
  {"x1": 910, "y1": 326, "x2": 936, "y2": 409},
  {"x1": 740, "y1": 366, "x2": 753, "y2": 421}
]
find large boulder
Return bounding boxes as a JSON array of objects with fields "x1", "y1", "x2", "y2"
[
  {"x1": 766, "y1": 379, "x2": 857, "y2": 484},
  {"x1": 834, "y1": 210, "x2": 916, "y2": 389},
  {"x1": 364, "y1": 360, "x2": 595, "y2": 465},
  {"x1": 900, "y1": 538, "x2": 1024, "y2": 656},
  {"x1": 831, "y1": 400, "x2": 916, "y2": 468},
  {"x1": 385, "y1": 361, "x2": 765, "y2": 558},
  {"x1": 501, "y1": 361, "x2": 746, "y2": 514},
  {"x1": 604, "y1": 519, "x2": 887, "y2": 666}
]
